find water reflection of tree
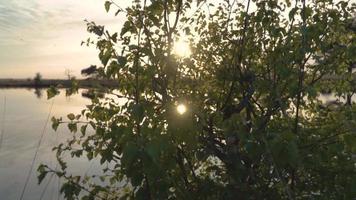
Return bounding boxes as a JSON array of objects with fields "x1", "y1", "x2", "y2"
[
  {"x1": 81, "y1": 89, "x2": 104, "y2": 100},
  {"x1": 33, "y1": 73, "x2": 42, "y2": 87},
  {"x1": 34, "y1": 88, "x2": 43, "y2": 99}
]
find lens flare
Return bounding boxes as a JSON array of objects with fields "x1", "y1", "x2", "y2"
[
  {"x1": 176, "y1": 104, "x2": 187, "y2": 115},
  {"x1": 173, "y1": 39, "x2": 191, "y2": 57}
]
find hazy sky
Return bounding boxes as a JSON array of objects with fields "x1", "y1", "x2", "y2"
[{"x1": 0, "y1": 0, "x2": 127, "y2": 79}]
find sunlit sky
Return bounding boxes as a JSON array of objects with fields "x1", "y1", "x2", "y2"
[{"x1": 0, "y1": 0, "x2": 128, "y2": 79}]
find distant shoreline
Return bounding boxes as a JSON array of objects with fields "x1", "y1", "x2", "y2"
[
  {"x1": 0, "y1": 79, "x2": 118, "y2": 88},
  {"x1": 0, "y1": 74, "x2": 349, "y2": 89}
]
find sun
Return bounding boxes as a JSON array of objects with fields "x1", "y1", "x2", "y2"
[
  {"x1": 173, "y1": 39, "x2": 191, "y2": 57},
  {"x1": 176, "y1": 104, "x2": 187, "y2": 115}
]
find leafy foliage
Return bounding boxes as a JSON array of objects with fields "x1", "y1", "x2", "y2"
[{"x1": 39, "y1": 0, "x2": 356, "y2": 199}]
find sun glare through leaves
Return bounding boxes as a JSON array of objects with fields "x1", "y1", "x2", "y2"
[
  {"x1": 173, "y1": 39, "x2": 191, "y2": 57},
  {"x1": 176, "y1": 104, "x2": 187, "y2": 115}
]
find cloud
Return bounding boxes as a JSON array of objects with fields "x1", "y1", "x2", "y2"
[
  {"x1": 0, "y1": 0, "x2": 128, "y2": 78},
  {"x1": 0, "y1": 0, "x2": 58, "y2": 46},
  {"x1": 0, "y1": 1, "x2": 39, "y2": 30}
]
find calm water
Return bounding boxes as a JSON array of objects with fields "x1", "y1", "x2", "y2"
[{"x1": 0, "y1": 89, "x2": 102, "y2": 200}]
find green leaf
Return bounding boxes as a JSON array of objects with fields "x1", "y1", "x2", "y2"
[
  {"x1": 131, "y1": 173, "x2": 144, "y2": 187},
  {"x1": 344, "y1": 134, "x2": 356, "y2": 152},
  {"x1": 303, "y1": 7, "x2": 313, "y2": 19},
  {"x1": 75, "y1": 114, "x2": 81, "y2": 120},
  {"x1": 104, "y1": 1, "x2": 111, "y2": 13},
  {"x1": 122, "y1": 143, "x2": 139, "y2": 166},
  {"x1": 71, "y1": 150, "x2": 83, "y2": 157},
  {"x1": 117, "y1": 56, "x2": 127, "y2": 67},
  {"x1": 99, "y1": 49, "x2": 112, "y2": 67},
  {"x1": 47, "y1": 86, "x2": 60, "y2": 99},
  {"x1": 132, "y1": 104, "x2": 144, "y2": 122},
  {"x1": 80, "y1": 125, "x2": 88, "y2": 136},
  {"x1": 120, "y1": 21, "x2": 136, "y2": 36},
  {"x1": 115, "y1": 9, "x2": 121, "y2": 16},
  {"x1": 68, "y1": 123, "x2": 77, "y2": 133},
  {"x1": 37, "y1": 164, "x2": 48, "y2": 184},
  {"x1": 67, "y1": 113, "x2": 75, "y2": 121},
  {"x1": 111, "y1": 32, "x2": 118, "y2": 43},
  {"x1": 286, "y1": 142, "x2": 299, "y2": 167},
  {"x1": 147, "y1": 1, "x2": 163, "y2": 15},
  {"x1": 51, "y1": 117, "x2": 61, "y2": 131},
  {"x1": 87, "y1": 151, "x2": 93, "y2": 160},
  {"x1": 146, "y1": 142, "x2": 160, "y2": 162}
]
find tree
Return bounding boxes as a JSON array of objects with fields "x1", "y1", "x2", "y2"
[
  {"x1": 81, "y1": 65, "x2": 99, "y2": 79},
  {"x1": 65, "y1": 68, "x2": 75, "y2": 80},
  {"x1": 40, "y1": 0, "x2": 356, "y2": 199},
  {"x1": 34, "y1": 72, "x2": 42, "y2": 86}
]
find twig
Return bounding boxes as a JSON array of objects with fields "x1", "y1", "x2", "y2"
[
  {"x1": 45, "y1": 167, "x2": 108, "y2": 200},
  {"x1": 263, "y1": 137, "x2": 294, "y2": 200},
  {"x1": 294, "y1": 0, "x2": 307, "y2": 135}
]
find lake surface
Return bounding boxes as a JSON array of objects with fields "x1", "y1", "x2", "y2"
[{"x1": 0, "y1": 89, "x2": 101, "y2": 200}]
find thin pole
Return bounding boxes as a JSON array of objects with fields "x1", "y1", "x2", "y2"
[
  {"x1": 19, "y1": 100, "x2": 54, "y2": 200},
  {"x1": 0, "y1": 96, "x2": 6, "y2": 151},
  {"x1": 39, "y1": 173, "x2": 54, "y2": 200}
]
